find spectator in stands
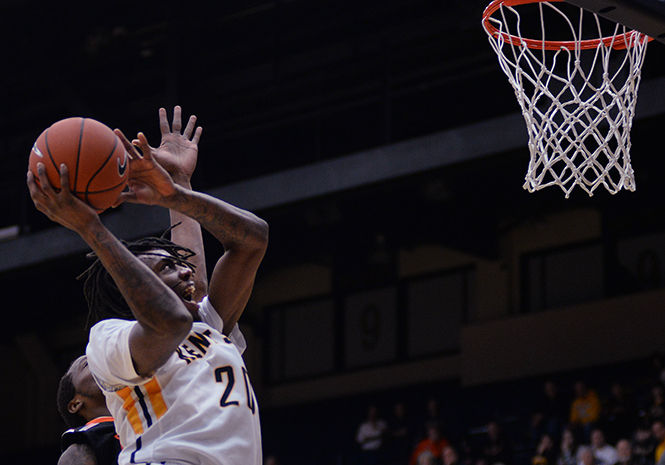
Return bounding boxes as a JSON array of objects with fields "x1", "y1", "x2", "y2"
[
  {"x1": 456, "y1": 435, "x2": 476, "y2": 465},
  {"x1": 556, "y1": 427, "x2": 579, "y2": 465},
  {"x1": 529, "y1": 381, "x2": 568, "y2": 451},
  {"x1": 480, "y1": 421, "x2": 513, "y2": 465},
  {"x1": 652, "y1": 418, "x2": 665, "y2": 465},
  {"x1": 632, "y1": 421, "x2": 656, "y2": 465},
  {"x1": 386, "y1": 401, "x2": 413, "y2": 465},
  {"x1": 615, "y1": 438, "x2": 636, "y2": 465},
  {"x1": 570, "y1": 381, "x2": 602, "y2": 441},
  {"x1": 356, "y1": 404, "x2": 388, "y2": 465},
  {"x1": 423, "y1": 397, "x2": 446, "y2": 439},
  {"x1": 650, "y1": 352, "x2": 665, "y2": 387},
  {"x1": 264, "y1": 455, "x2": 280, "y2": 465},
  {"x1": 589, "y1": 428, "x2": 618, "y2": 465},
  {"x1": 409, "y1": 422, "x2": 450, "y2": 465},
  {"x1": 417, "y1": 450, "x2": 436, "y2": 465},
  {"x1": 531, "y1": 433, "x2": 556, "y2": 465},
  {"x1": 442, "y1": 445, "x2": 461, "y2": 465},
  {"x1": 538, "y1": 381, "x2": 570, "y2": 440},
  {"x1": 602, "y1": 382, "x2": 635, "y2": 444},
  {"x1": 646, "y1": 386, "x2": 665, "y2": 422},
  {"x1": 578, "y1": 446, "x2": 597, "y2": 465}
]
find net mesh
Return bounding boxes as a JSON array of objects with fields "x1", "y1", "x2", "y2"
[{"x1": 483, "y1": 1, "x2": 649, "y2": 197}]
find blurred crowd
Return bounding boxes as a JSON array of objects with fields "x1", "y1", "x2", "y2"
[{"x1": 350, "y1": 354, "x2": 665, "y2": 465}]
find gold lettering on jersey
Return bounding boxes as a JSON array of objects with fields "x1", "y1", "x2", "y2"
[{"x1": 175, "y1": 329, "x2": 214, "y2": 364}]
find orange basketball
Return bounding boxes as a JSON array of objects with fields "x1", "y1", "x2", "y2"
[{"x1": 28, "y1": 117, "x2": 128, "y2": 212}]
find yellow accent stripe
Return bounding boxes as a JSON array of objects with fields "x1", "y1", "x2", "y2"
[
  {"x1": 116, "y1": 387, "x2": 144, "y2": 435},
  {"x1": 144, "y1": 378, "x2": 168, "y2": 420}
]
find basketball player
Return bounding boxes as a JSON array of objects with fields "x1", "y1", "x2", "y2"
[
  {"x1": 27, "y1": 106, "x2": 268, "y2": 465},
  {"x1": 57, "y1": 355, "x2": 121, "y2": 465}
]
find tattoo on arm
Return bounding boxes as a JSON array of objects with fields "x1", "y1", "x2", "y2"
[
  {"x1": 81, "y1": 224, "x2": 193, "y2": 376},
  {"x1": 166, "y1": 189, "x2": 267, "y2": 250},
  {"x1": 83, "y1": 224, "x2": 191, "y2": 334},
  {"x1": 161, "y1": 186, "x2": 268, "y2": 330}
]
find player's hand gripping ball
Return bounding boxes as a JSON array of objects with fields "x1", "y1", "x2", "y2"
[{"x1": 28, "y1": 117, "x2": 129, "y2": 212}]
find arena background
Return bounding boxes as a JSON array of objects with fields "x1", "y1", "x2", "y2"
[{"x1": 3, "y1": 1, "x2": 665, "y2": 464}]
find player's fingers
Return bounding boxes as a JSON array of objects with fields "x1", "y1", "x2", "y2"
[
  {"x1": 132, "y1": 138, "x2": 157, "y2": 152},
  {"x1": 192, "y1": 126, "x2": 203, "y2": 145},
  {"x1": 130, "y1": 139, "x2": 156, "y2": 156},
  {"x1": 136, "y1": 133, "x2": 152, "y2": 160},
  {"x1": 58, "y1": 163, "x2": 71, "y2": 193},
  {"x1": 114, "y1": 129, "x2": 140, "y2": 160},
  {"x1": 172, "y1": 106, "x2": 182, "y2": 133},
  {"x1": 131, "y1": 142, "x2": 147, "y2": 160},
  {"x1": 159, "y1": 107, "x2": 170, "y2": 135},
  {"x1": 115, "y1": 191, "x2": 138, "y2": 204},
  {"x1": 183, "y1": 115, "x2": 197, "y2": 139},
  {"x1": 112, "y1": 192, "x2": 128, "y2": 207},
  {"x1": 27, "y1": 180, "x2": 50, "y2": 216},
  {"x1": 36, "y1": 162, "x2": 55, "y2": 197},
  {"x1": 26, "y1": 170, "x2": 46, "y2": 202}
]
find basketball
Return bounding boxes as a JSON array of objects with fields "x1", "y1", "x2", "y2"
[{"x1": 28, "y1": 117, "x2": 129, "y2": 212}]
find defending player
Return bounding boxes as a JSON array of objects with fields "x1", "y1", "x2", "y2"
[
  {"x1": 28, "y1": 107, "x2": 268, "y2": 465},
  {"x1": 57, "y1": 355, "x2": 121, "y2": 465}
]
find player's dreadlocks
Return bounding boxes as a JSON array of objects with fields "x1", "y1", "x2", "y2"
[{"x1": 77, "y1": 225, "x2": 196, "y2": 329}]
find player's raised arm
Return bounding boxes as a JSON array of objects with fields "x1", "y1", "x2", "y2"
[
  {"x1": 168, "y1": 187, "x2": 268, "y2": 334},
  {"x1": 137, "y1": 106, "x2": 208, "y2": 302},
  {"x1": 116, "y1": 131, "x2": 268, "y2": 335},
  {"x1": 27, "y1": 163, "x2": 192, "y2": 377}
]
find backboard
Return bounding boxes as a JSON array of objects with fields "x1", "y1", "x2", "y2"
[{"x1": 567, "y1": 0, "x2": 665, "y2": 43}]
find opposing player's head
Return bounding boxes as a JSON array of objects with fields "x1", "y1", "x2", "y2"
[
  {"x1": 56, "y1": 355, "x2": 108, "y2": 428},
  {"x1": 78, "y1": 233, "x2": 197, "y2": 327}
]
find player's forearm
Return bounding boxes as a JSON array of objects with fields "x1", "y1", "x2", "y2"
[
  {"x1": 170, "y1": 209, "x2": 208, "y2": 298},
  {"x1": 169, "y1": 180, "x2": 208, "y2": 301},
  {"x1": 80, "y1": 221, "x2": 192, "y2": 335},
  {"x1": 163, "y1": 186, "x2": 269, "y2": 253}
]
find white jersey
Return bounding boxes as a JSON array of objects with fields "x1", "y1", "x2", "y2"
[{"x1": 86, "y1": 297, "x2": 261, "y2": 465}]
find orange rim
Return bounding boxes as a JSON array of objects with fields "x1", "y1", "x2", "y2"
[{"x1": 482, "y1": 0, "x2": 651, "y2": 50}]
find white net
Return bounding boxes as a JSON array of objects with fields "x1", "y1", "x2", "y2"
[{"x1": 483, "y1": 1, "x2": 650, "y2": 197}]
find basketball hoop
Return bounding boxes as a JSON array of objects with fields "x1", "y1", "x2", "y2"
[{"x1": 482, "y1": 0, "x2": 652, "y2": 197}]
